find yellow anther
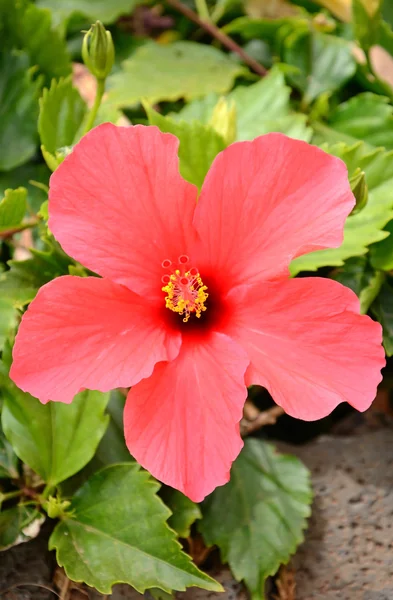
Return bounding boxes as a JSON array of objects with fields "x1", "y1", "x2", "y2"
[{"x1": 162, "y1": 269, "x2": 208, "y2": 322}]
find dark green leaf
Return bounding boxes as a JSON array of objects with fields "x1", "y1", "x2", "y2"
[
  {"x1": 0, "y1": 52, "x2": 41, "y2": 172},
  {"x1": 371, "y1": 279, "x2": 393, "y2": 355},
  {"x1": 0, "y1": 163, "x2": 49, "y2": 213},
  {"x1": 353, "y1": 0, "x2": 382, "y2": 52},
  {"x1": 315, "y1": 93, "x2": 393, "y2": 150},
  {"x1": 37, "y1": 0, "x2": 142, "y2": 25},
  {"x1": 0, "y1": 188, "x2": 27, "y2": 230},
  {"x1": 94, "y1": 390, "x2": 132, "y2": 466},
  {"x1": 162, "y1": 489, "x2": 202, "y2": 539},
  {"x1": 199, "y1": 439, "x2": 312, "y2": 600},
  {"x1": 291, "y1": 142, "x2": 393, "y2": 274},
  {"x1": 332, "y1": 257, "x2": 385, "y2": 313},
  {"x1": 0, "y1": 426, "x2": 19, "y2": 479},
  {"x1": 2, "y1": 386, "x2": 110, "y2": 487},
  {"x1": 370, "y1": 219, "x2": 393, "y2": 270},
  {"x1": 284, "y1": 30, "x2": 356, "y2": 104},
  {"x1": 107, "y1": 42, "x2": 245, "y2": 108},
  {"x1": 38, "y1": 77, "x2": 86, "y2": 155},
  {"x1": 0, "y1": 505, "x2": 41, "y2": 550},
  {"x1": 49, "y1": 464, "x2": 222, "y2": 594},
  {"x1": 146, "y1": 105, "x2": 226, "y2": 189}
]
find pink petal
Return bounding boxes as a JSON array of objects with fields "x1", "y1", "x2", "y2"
[
  {"x1": 10, "y1": 276, "x2": 181, "y2": 403},
  {"x1": 226, "y1": 278, "x2": 385, "y2": 420},
  {"x1": 49, "y1": 124, "x2": 198, "y2": 301},
  {"x1": 193, "y1": 134, "x2": 355, "y2": 289},
  {"x1": 124, "y1": 333, "x2": 249, "y2": 501}
]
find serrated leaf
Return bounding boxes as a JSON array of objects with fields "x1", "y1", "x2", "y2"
[
  {"x1": 284, "y1": 29, "x2": 356, "y2": 104},
  {"x1": 314, "y1": 93, "x2": 393, "y2": 150},
  {"x1": 370, "y1": 220, "x2": 393, "y2": 270},
  {"x1": 0, "y1": 188, "x2": 27, "y2": 230},
  {"x1": 371, "y1": 279, "x2": 393, "y2": 355},
  {"x1": 0, "y1": 426, "x2": 19, "y2": 479},
  {"x1": 0, "y1": 52, "x2": 41, "y2": 172},
  {"x1": 146, "y1": 105, "x2": 226, "y2": 189},
  {"x1": 0, "y1": 240, "x2": 73, "y2": 309},
  {"x1": 291, "y1": 142, "x2": 393, "y2": 274},
  {"x1": 332, "y1": 257, "x2": 385, "y2": 313},
  {"x1": 199, "y1": 439, "x2": 312, "y2": 600},
  {"x1": 0, "y1": 163, "x2": 49, "y2": 213},
  {"x1": 49, "y1": 464, "x2": 222, "y2": 594},
  {"x1": 0, "y1": 505, "x2": 41, "y2": 550},
  {"x1": 2, "y1": 386, "x2": 110, "y2": 487},
  {"x1": 38, "y1": 77, "x2": 86, "y2": 155},
  {"x1": 176, "y1": 68, "x2": 311, "y2": 142},
  {"x1": 37, "y1": 0, "x2": 141, "y2": 25},
  {"x1": 107, "y1": 42, "x2": 245, "y2": 108},
  {"x1": 162, "y1": 489, "x2": 202, "y2": 539}
]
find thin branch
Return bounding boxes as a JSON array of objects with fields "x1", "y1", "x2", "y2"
[
  {"x1": 165, "y1": 0, "x2": 268, "y2": 77},
  {"x1": 241, "y1": 402, "x2": 285, "y2": 436},
  {"x1": 0, "y1": 583, "x2": 60, "y2": 598}
]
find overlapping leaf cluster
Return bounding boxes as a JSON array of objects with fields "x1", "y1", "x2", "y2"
[{"x1": 0, "y1": 0, "x2": 392, "y2": 598}]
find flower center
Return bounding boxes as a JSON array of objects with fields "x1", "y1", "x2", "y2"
[{"x1": 161, "y1": 255, "x2": 208, "y2": 322}]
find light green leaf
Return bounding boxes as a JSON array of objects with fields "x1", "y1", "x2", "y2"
[
  {"x1": 0, "y1": 505, "x2": 41, "y2": 550},
  {"x1": 199, "y1": 439, "x2": 312, "y2": 600},
  {"x1": 0, "y1": 426, "x2": 19, "y2": 479},
  {"x1": 162, "y1": 489, "x2": 202, "y2": 539},
  {"x1": 291, "y1": 142, "x2": 393, "y2": 274},
  {"x1": 353, "y1": 0, "x2": 382, "y2": 52},
  {"x1": 284, "y1": 30, "x2": 356, "y2": 104},
  {"x1": 49, "y1": 464, "x2": 222, "y2": 594},
  {"x1": 107, "y1": 42, "x2": 245, "y2": 108},
  {"x1": 370, "y1": 220, "x2": 393, "y2": 270},
  {"x1": 37, "y1": 0, "x2": 141, "y2": 25},
  {"x1": 0, "y1": 187, "x2": 27, "y2": 231},
  {"x1": 371, "y1": 278, "x2": 393, "y2": 355},
  {"x1": 331, "y1": 257, "x2": 385, "y2": 313},
  {"x1": 38, "y1": 77, "x2": 86, "y2": 155},
  {"x1": 314, "y1": 93, "x2": 393, "y2": 149},
  {"x1": 145, "y1": 105, "x2": 226, "y2": 189},
  {"x1": 0, "y1": 163, "x2": 49, "y2": 213},
  {"x1": 0, "y1": 296, "x2": 17, "y2": 352},
  {"x1": 176, "y1": 68, "x2": 311, "y2": 142},
  {"x1": 0, "y1": 52, "x2": 41, "y2": 171},
  {"x1": 2, "y1": 386, "x2": 110, "y2": 487}
]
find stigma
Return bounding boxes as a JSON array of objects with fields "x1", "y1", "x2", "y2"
[{"x1": 161, "y1": 256, "x2": 208, "y2": 322}]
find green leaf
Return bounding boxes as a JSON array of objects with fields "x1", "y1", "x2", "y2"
[
  {"x1": 353, "y1": 0, "x2": 382, "y2": 52},
  {"x1": 2, "y1": 387, "x2": 110, "y2": 487},
  {"x1": 0, "y1": 426, "x2": 19, "y2": 479},
  {"x1": 38, "y1": 77, "x2": 86, "y2": 155},
  {"x1": 107, "y1": 42, "x2": 245, "y2": 108},
  {"x1": 0, "y1": 52, "x2": 41, "y2": 172},
  {"x1": 0, "y1": 296, "x2": 17, "y2": 352},
  {"x1": 284, "y1": 30, "x2": 356, "y2": 104},
  {"x1": 228, "y1": 68, "x2": 311, "y2": 141},
  {"x1": 370, "y1": 220, "x2": 393, "y2": 270},
  {"x1": 332, "y1": 257, "x2": 385, "y2": 313},
  {"x1": 315, "y1": 93, "x2": 393, "y2": 150},
  {"x1": 49, "y1": 464, "x2": 222, "y2": 594},
  {"x1": 0, "y1": 505, "x2": 41, "y2": 550},
  {"x1": 37, "y1": 0, "x2": 142, "y2": 25},
  {"x1": 199, "y1": 439, "x2": 312, "y2": 600},
  {"x1": 0, "y1": 163, "x2": 49, "y2": 213},
  {"x1": 0, "y1": 188, "x2": 27, "y2": 230},
  {"x1": 94, "y1": 391, "x2": 132, "y2": 466},
  {"x1": 176, "y1": 68, "x2": 311, "y2": 142},
  {"x1": 145, "y1": 105, "x2": 226, "y2": 189},
  {"x1": 0, "y1": 240, "x2": 73, "y2": 309},
  {"x1": 291, "y1": 142, "x2": 393, "y2": 274},
  {"x1": 162, "y1": 489, "x2": 202, "y2": 539},
  {"x1": 371, "y1": 279, "x2": 393, "y2": 355}
]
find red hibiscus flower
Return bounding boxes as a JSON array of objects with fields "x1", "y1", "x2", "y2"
[{"x1": 10, "y1": 124, "x2": 385, "y2": 501}]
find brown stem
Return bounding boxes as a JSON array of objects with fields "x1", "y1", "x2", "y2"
[
  {"x1": 165, "y1": 0, "x2": 268, "y2": 77},
  {"x1": 241, "y1": 402, "x2": 285, "y2": 436}
]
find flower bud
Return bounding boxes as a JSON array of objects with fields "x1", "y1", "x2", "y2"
[
  {"x1": 209, "y1": 97, "x2": 237, "y2": 146},
  {"x1": 350, "y1": 168, "x2": 368, "y2": 214},
  {"x1": 82, "y1": 21, "x2": 115, "y2": 80}
]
